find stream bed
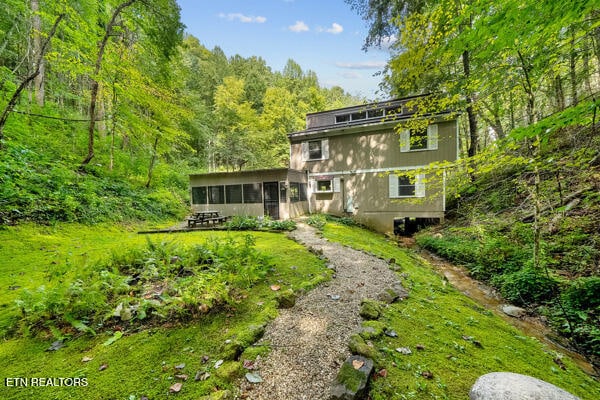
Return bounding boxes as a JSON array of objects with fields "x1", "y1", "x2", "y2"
[{"x1": 412, "y1": 244, "x2": 597, "y2": 376}]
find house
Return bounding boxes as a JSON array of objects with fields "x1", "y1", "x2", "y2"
[
  {"x1": 189, "y1": 95, "x2": 458, "y2": 233},
  {"x1": 188, "y1": 168, "x2": 309, "y2": 221}
]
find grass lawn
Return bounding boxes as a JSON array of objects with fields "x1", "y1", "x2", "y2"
[
  {"x1": 0, "y1": 222, "x2": 329, "y2": 399},
  {"x1": 321, "y1": 223, "x2": 600, "y2": 400}
]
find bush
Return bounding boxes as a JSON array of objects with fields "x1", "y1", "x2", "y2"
[
  {"x1": 494, "y1": 268, "x2": 558, "y2": 306},
  {"x1": 223, "y1": 216, "x2": 296, "y2": 231},
  {"x1": 562, "y1": 276, "x2": 600, "y2": 311},
  {"x1": 306, "y1": 214, "x2": 326, "y2": 230}
]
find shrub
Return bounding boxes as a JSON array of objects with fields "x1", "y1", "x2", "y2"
[
  {"x1": 495, "y1": 268, "x2": 558, "y2": 306},
  {"x1": 562, "y1": 276, "x2": 600, "y2": 311},
  {"x1": 306, "y1": 214, "x2": 326, "y2": 230}
]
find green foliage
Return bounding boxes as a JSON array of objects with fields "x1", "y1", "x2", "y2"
[
  {"x1": 13, "y1": 236, "x2": 272, "y2": 337},
  {"x1": 223, "y1": 216, "x2": 296, "y2": 231},
  {"x1": 492, "y1": 268, "x2": 558, "y2": 306},
  {"x1": 306, "y1": 214, "x2": 327, "y2": 230}
]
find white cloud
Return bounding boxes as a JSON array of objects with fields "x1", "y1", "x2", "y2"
[
  {"x1": 219, "y1": 13, "x2": 267, "y2": 24},
  {"x1": 289, "y1": 20, "x2": 309, "y2": 32},
  {"x1": 340, "y1": 71, "x2": 361, "y2": 79},
  {"x1": 326, "y1": 22, "x2": 343, "y2": 34},
  {"x1": 336, "y1": 61, "x2": 387, "y2": 69}
]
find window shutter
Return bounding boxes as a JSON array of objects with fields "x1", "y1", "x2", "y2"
[
  {"x1": 333, "y1": 177, "x2": 341, "y2": 193},
  {"x1": 427, "y1": 124, "x2": 438, "y2": 150},
  {"x1": 400, "y1": 130, "x2": 410, "y2": 152},
  {"x1": 389, "y1": 174, "x2": 399, "y2": 198},
  {"x1": 301, "y1": 142, "x2": 309, "y2": 161},
  {"x1": 415, "y1": 174, "x2": 426, "y2": 197},
  {"x1": 321, "y1": 139, "x2": 329, "y2": 159}
]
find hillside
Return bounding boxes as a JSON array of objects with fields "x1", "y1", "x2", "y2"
[{"x1": 416, "y1": 102, "x2": 600, "y2": 368}]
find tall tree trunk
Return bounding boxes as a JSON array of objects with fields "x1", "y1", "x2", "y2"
[
  {"x1": 462, "y1": 50, "x2": 478, "y2": 158},
  {"x1": 81, "y1": 0, "x2": 137, "y2": 167},
  {"x1": 0, "y1": 13, "x2": 64, "y2": 147},
  {"x1": 145, "y1": 135, "x2": 159, "y2": 188},
  {"x1": 31, "y1": 0, "x2": 45, "y2": 106},
  {"x1": 570, "y1": 28, "x2": 578, "y2": 107}
]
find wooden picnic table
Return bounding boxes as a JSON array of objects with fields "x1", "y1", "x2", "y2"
[{"x1": 187, "y1": 210, "x2": 229, "y2": 227}]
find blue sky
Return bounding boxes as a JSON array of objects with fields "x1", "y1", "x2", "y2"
[{"x1": 175, "y1": 0, "x2": 391, "y2": 100}]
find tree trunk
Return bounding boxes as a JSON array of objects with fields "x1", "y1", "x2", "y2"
[
  {"x1": 81, "y1": 0, "x2": 137, "y2": 167},
  {"x1": 145, "y1": 135, "x2": 159, "y2": 188},
  {"x1": 31, "y1": 0, "x2": 45, "y2": 106},
  {"x1": 0, "y1": 13, "x2": 64, "y2": 147},
  {"x1": 462, "y1": 50, "x2": 478, "y2": 158},
  {"x1": 570, "y1": 28, "x2": 578, "y2": 107}
]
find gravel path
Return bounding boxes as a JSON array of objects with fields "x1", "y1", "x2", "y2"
[{"x1": 238, "y1": 222, "x2": 403, "y2": 399}]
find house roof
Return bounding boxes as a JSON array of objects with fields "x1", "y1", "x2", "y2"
[
  {"x1": 288, "y1": 94, "x2": 454, "y2": 140},
  {"x1": 189, "y1": 167, "x2": 305, "y2": 179}
]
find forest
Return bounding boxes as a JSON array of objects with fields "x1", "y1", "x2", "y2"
[{"x1": 1, "y1": 0, "x2": 600, "y2": 399}]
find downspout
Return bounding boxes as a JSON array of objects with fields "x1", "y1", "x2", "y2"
[{"x1": 306, "y1": 169, "x2": 312, "y2": 214}]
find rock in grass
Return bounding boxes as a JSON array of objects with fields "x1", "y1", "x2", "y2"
[
  {"x1": 359, "y1": 299, "x2": 383, "y2": 320},
  {"x1": 348, "y1": 334, "x2": 377, "y2": 359},
  {"x1": 501, "y1": 305, "x2": 526, "y2": 318},
  {"x1": 469, "y1": 372, "x2": 581, "y2": 400},
  {"x1": 198, "y1": 390, "x2": 233, "y2": 400},
  {"x1": 214, "y1": 361, "x2": 241, "y2": 380},
  {"x1": 276, "y1": 289, "x2": 297, "y2": 309},
  {"x1": 330, "y1": 355, "x2": 374, "y2": 400},
  {"x1": 377, "y1": 284, "x2": 409, "y2": 304},
  {"x1": 359, "y1": 321, "x2": 386, "y2": 340}
]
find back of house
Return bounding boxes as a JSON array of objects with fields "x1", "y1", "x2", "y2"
[{"x1": 287, "y1": 96, "x2": 458, "y2": 234}]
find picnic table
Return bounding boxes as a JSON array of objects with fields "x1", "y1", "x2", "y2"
[{"x1": 187, "y1": 210, "x2": 229, "y2": 228}]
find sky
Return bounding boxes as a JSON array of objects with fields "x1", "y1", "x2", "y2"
[{"x1": 175, "y1": 0, "x2": 392, "y2": 100}]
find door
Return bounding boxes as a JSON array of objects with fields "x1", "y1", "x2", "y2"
[{"x1": 263, "y1": 181, "x2": 280, "y2": 219}]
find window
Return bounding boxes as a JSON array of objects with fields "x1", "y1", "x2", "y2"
[
  {"x1": 308, "y1": 140, "x2": 322, "y2": 159},
  {"x1": 316, "y1": 180, "x2": 333, "y2": 193},
  {"x1": 243, "y1": 183, "x2": 262, "y2": 203},
  {"x1": 302, "y1": 139, "x2": 329, "y2": 161},
  {"x1": 225, "y1": 185, "x2": 242, "y2": 204},
  {"x1": 191, "y1": 186, "x2": 207, "y2": 204},
  {"x1": 351, "y1": 111, "x2": 366, "y2": 121},
  {"x1": 367, "y1": 109, "x2": 384, "y2": 118},
  {"x1": 289, "y1": 182, "x2": 300, "y2": 202},
  {"x1": 299, "y1": 183, "x2": 307, "y2": 201},
  {"x1": 280, "y1": 182, "x2": 287, "y2": 203},
  {"x1": 410, "y1": 127, "x2": 428, "y2": 150},
  {"x1": 397, "y1": 176, "x2": 416, "y2": 196},
  {"x1": 335, "y1": 114, "x2": 350, "y2": 123},
  {"x1": 400, "y1": 124, "x2": 438, "y2": 152},
  {"x1": 208, "y1": 185, "x2": 224, "y2": 204},
  {"x1": 389, "y1": 173, "x2": 425, "y2": 198}
]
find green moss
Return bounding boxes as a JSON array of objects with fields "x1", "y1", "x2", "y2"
[
  {"x1": 360, "y1": 321, "x2": 386, "y2": 340},
  {"x1": 349, "y1": 334, "x2": 377, "y2": 359},
  {"x1": 0, "y1": 224, "x2": 329, "y2": 399},
  {"x1": 215, "y1": 361, "x2": 241, "y2": 380},
  {"x1": 360, "y1": 299, "x2": 383, "y2": 320},
  {"x1": 323, "y1": 223, "x2": 600, "y2": 400},
  {"x1": 336, "y1": 361, "x2": 365, "y2": 392}
]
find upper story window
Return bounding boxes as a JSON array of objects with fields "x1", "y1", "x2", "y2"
[
  {"x1": 301, "y1": 138, "x2": 329, "y2": 161},
  {"x1": 400, "y1": 124, "x2": 438, "y2": 152},
  {"x1": 334, "y1": 104, "x2": 402, "y2": 124},
  {"x1": 335, "y1": 114, "x2": 350, "y2": 123}
]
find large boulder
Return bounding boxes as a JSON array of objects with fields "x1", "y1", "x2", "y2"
[
  {"x1": 330, "y1": 355, "x2": 374, "y2": 400},
  {"x1": 469, "y1": 372, "x2": 581, "y2": 400}
]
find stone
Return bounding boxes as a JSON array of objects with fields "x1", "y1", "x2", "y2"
[
  {"x1": 330, "y1": 355, "x2": 374, "y2": 400},
  {"x1": 276, "y1": 289, "x2": 297, "y2": 309},
  {"x1": 469, "y1": 372, "x2": 581, "y2": 400},
  {"x1": 377, "y1": 284, "x2": 409, "y2": 303},
  {"x1": 501, "y1": 305, "x2": 527, "y2": 318},
  {"x1": 359, "y1": 321, "x2": 386, "y2": 340},
  {"x1": 214, "y1": 361, "x2": 241, "y2": 380},
  {"x1": 348, "y1": 334, "x2": 377, "y2": 359},
  {"x1": 359, "y1": 299, "x2": 383, "y2": 320},
  {"x1": 198, "y1": 389, "x2": 233, "y2": 400}
]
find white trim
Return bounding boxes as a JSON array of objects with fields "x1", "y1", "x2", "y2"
[
  {"x1": 308, "y1": 165, "x2": 430, "y2": 178},
  {"x1": 389, "y1": 172, "x2": 425, "y2": 199}
]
